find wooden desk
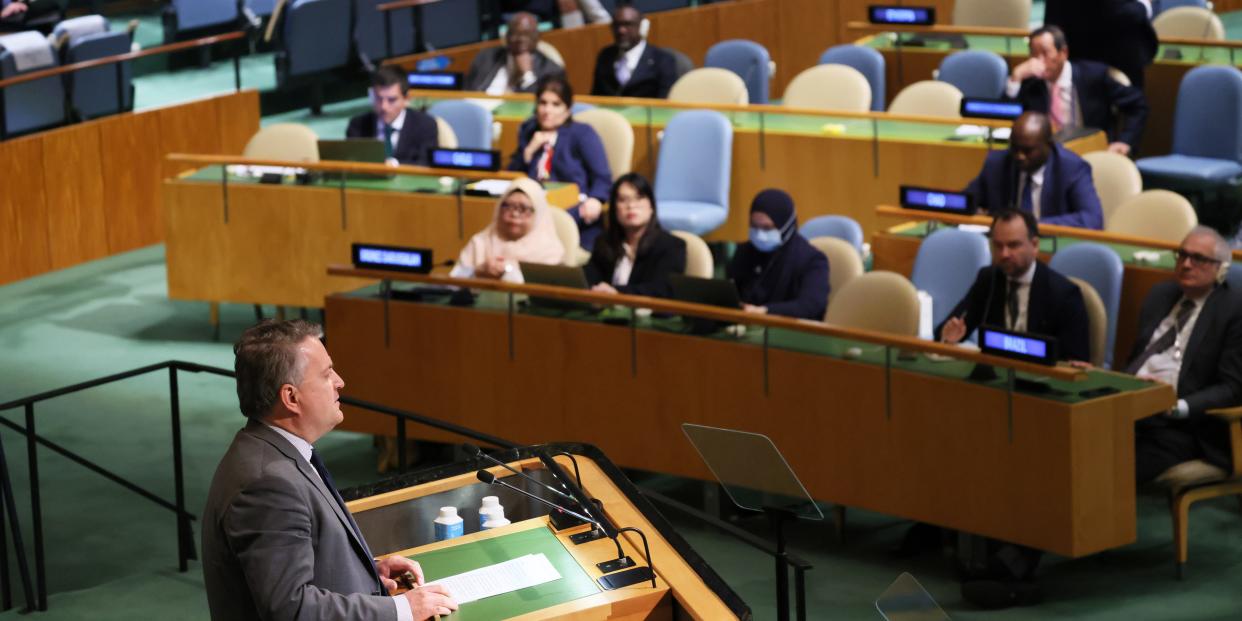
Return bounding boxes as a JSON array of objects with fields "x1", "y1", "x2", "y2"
[
  {"x1": 326, "y1": 270, "x2": 1173, "y2": 559},
  {"x1": 349, "y1": 449, "x2": 748, "y2": 620},
  {"x1": 162, "y1": 157, "x2": 578, "y2": 310}
]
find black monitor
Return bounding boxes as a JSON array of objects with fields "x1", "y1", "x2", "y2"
[
  {"x1": 868, "y1": 5, "x2": 935, "y2": 25},
  {"x1": 899, "y1": 185, "x2": 976, "y2": 215}
]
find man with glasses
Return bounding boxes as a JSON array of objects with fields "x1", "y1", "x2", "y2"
[
  {"x1": 1132, "y1": 226, "x2": 1242, "y2": 483},
  {"x1": 465, "y1": 12, "x2": 564, "y2": 95}
]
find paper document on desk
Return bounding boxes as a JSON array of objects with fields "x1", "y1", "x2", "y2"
[
  {"x1": 467, "y1": 179, "x2": 513, "y2": 196},
  {"x1": 427, "y1": 553, "x2": 562, "y2": 604},
  {"x1": 955, "y1": 125, "x2": 1011, "y2": 141}
]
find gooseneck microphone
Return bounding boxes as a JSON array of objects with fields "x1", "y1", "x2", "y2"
[
  {"x1": 476, "y1": 469, "x2": 624, "y2": 558},
  {"x1": 463, "y1": 443, "x2": 579, "y2": 505}
]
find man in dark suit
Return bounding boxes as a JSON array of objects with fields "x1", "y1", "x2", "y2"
[
  {"x1": 202, "y1": 320, "x2": 457, "y2": 620},
  {"x1": 965, "y1": 112, "x2": 1104, "y2": 230},
  {"x1": 1131, "y1": 227, "x2": 1242, "y2": 483},
  {"x1": 346, "y1": 66, "x2": 439, "y2": 167},
  {"x1": 1044, "y1": 0, "x2": 1157, "y2": 90},
  {"x1": 936, "y1": 208, "x2": 1091, "y2": 363},
  {"x1": 465, "y1": 12, "x2": 563, "y2": 94},
  {"x1": 1005, "y1": 25, "x2": 1148, "y2": 155},
  {"x1": 590, "y1": 3, "x2": 678, "y2": 98}
]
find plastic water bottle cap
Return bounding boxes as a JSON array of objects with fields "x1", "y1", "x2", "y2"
[
  {"x1": 437, "y1": 507, "x2": 458, "y2": 520},
  {"x1": 481, "y1": 496, "x2": 500, "y2": 510}
]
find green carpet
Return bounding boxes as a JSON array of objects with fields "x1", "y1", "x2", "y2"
[{"x1": 1, "y1": 246, "x2": 1242, "y2": 619}]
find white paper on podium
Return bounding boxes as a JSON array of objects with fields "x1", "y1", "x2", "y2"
[{"x1": 426, "y1": 553, "x2": 562, "y2": 604}]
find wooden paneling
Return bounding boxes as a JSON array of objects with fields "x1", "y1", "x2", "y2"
[
  {"x1": 539, "y1": 23, "x2": 616, "y2": 96},
  {"x1": 216, "y1": 89, "x2": 262, "y2": 154},
  {"x1": 157, "y1": 96, "x2": 224, "y2": 179},
  {"x1": 40, "y1": 124, "x2": 110, "y2": 269},
  {"x1": 0, "y1": 136, "x2": 52, "y2": 283},
  {"x1": 98, "y1": 111, "x2": 165, "y2": 254},
  {"x1": 644, "y1": 4, "x2": 719, "y2": 68},
  {"x1": 775, "y1": 0, "x2": 839, "y2": 98}
]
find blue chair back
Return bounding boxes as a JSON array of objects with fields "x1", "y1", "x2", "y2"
[
  {"x1": 421, "y1": 0, "x2": 482, "y2": 49},
  {"x1": 280, "y1": 0, "x2": 352, "y2": 82},
  {"x1": 67, "y1": 31, "x2": 132, "y2": 119},
  {"x1": 1154, "y1": 0, "x2": 1208, "y2": 16},
  {"x1": 938, "y1": 50, "x2": 1008, "y2": 99},
  {"x1": 910, "y1": 228, "x2": 991, "y2": 328},
  {"x1": 428, "y1": 100, "x2": 493, "y2": 150},
  {"x1": 631, "y1": 0, "x2": 691, "y2": 12},
  {"x1": 0, "y1": 34, "x2": 65, "y2": 136},
  {"x1": 1171, "y1": 65, "x2": 1242, "y2": 163},
  {"x1": 1228, "y1": 262, "x2": 1242, "y2": 288},
  {"x1": 170, "y1": 0, "x2": 238, "y2": 31},
  {"x1": 819, "y1": 44, "x2": 885, "y2": 111},
  {"x1": 247, "y1": 0, "x2": 279, "y2": 17},
  {"x1": 1050, "y1": 243, "x2": 1124, "y2": 368},
  {"x1": 355, "y1": 0, "x2": 416, "y2": 61},
  {"x1": 655, "y1": 110, "x2": 732, "y2": 235},
  {"x1": 705, "y1": 39, "x2": 772, "y2": 104},
  {"x1": 800, "y1": 215, "x2": 864, "y2": 254},
  {"x1": 571, "y1": 102, "x2": 596, "y2": 114}
]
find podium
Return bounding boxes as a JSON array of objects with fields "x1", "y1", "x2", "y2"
[{"x1": 343, "y1": 443, "x2": 750, "y2": 620}]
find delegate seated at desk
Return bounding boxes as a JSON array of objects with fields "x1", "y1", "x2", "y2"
[
  {"x1": 937, "y1": 209, "x2": 1091, "y2": 363},
  {"x1": 964, "y1": 112, "x2": 1104, "y2": 230},
  {"x1": 1130, "y1": 226, "x2": 1242, "y2": 483},
  {"x1": 1004, "y1": 25, "x2": 1148, "y2": 155},
  {"x1": 202, "y1": 320, "x2": 457, "y2": 621},
  {"x1": 465, "y1": 12, "x2": 565, "y2": 95},
  {"x1": 726, "y1": 189, "x2": 829, "y2": 320},
  {"x1": 508, "y1": 74, "x2": 612, "y2": 250},
  {"x1": 590, "y1": 3, "x2": 679, "y2": 99},
  {"x1": 450, "y1": 177, "x2": 566, "y2": 283},
  {"x1": 585, "y1": 172, "x2": 686, "y2": 298},
  {"x1": 346, "y1": 66, "x2": 439, "y2": 167}
]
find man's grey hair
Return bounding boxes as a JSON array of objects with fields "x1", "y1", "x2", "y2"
[
  {"x1": 233, "y1": 320, "x2": 324, "y2": 420},
  {"x1": 1185, "y1": 225, "x2": 1232, "y2": 263}
]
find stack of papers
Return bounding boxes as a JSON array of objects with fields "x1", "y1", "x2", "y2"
[{"x1": 427, "y1": 553, "x2": 562, "y2": 604}]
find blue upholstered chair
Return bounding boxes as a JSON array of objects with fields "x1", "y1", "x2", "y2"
[
  {"x1": 705, "y1": 39, "x2": 773, "y2": 104},
  {"x1": 246, "y1": 0, "x2": 279, "y2": 17},
  {"x1": 275, "y1": 0, "x2": 352, "y2": 87},
  {"x1": 1153, "y1": 0, "x2": 1210, "y2": 16},
  {"x1": 937, "y1": 50, "x2": 1008, "y2": 99},
  {"x1": 1136, "y1": 65, "x2": 1242, "y2": 186},
  {"x1": 800, "y1": 215, "x2": 864, "y2": 255},
  {"x1": 819, "y1": 44, "x2": 886, "y2": 111},
  {"x1": 53, "y1": 16, "x2": 132, "y2": 119},
  {"x1": 354, "y1": 0, "x2": 415, "y2": 61},
  {"x1": 428, "y1": 100, "x2": 493, "y2": 150},
  {"x1": 1050, "y1": 243, "x2": 1124, "y2": 368},
  {"x1": 0, "y1": 32, "x2": 66, "y2": 137},
  {"x1": 655, "y1": 110, "x2": 733, "y2": 236},
  {"x1": 910, "y1": 228, "x2": 991, "y2": 329},
  {"x1": 163, "y1": 0, "x2": 239, "y2": 41}
]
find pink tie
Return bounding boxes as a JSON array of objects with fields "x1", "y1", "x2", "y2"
[{"x1": 1049, "y1": 82, "x2": 1066, "y2": 131}]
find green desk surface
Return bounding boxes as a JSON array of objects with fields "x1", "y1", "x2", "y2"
[
  {"x1": 179, "y1": 165, "x2": 572, "y2": 196},
  {"x1": 862, "y1": 32, "x2": 1242, "y2": 67},
  {"x1": 347, "y1": 285, "x2": 1156, "y2": 404},
  {"x1": 410, "y1": 97, "x2": 988, "y2": 145},
  {"x1": 891, "y1": 221, "x2": 1178, "y2": 270},
  {"x1": 412, "y1": 525, "x2": 600, "y2": 620}
]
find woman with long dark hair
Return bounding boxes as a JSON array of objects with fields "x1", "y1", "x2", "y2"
[{"x1": 584, "y1": 172, "x2": 686, "y2": 298}]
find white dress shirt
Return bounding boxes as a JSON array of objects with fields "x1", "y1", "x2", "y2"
[
  {"x1": 264, "y1": 424, "x2": 413, "y2": 621},
  {"x1": 612, "y1": 243, "x2": 636, "y2": 287},
  {"x1": 375, "y1": 109, "x2": 405, "y2": 152},
  {"x1": 1015, "y1": 163, "x2": 1047, "y2": 219},
  {"x1": 485, "y1": 63, "x2": 537, "y2": 96},
  {"x1": 1137, "y1": 294, "x2": 1207, "y2": 417},
  {"x1": 1004, "y1": 260, "x2": 1037, "y2": 332},
  {"x1": 615, "y1": 40, "x2": 647, "y2": 86}
]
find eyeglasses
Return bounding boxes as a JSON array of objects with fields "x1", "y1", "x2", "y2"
[
  {"x1": 500, "y1": 202, "x2": 535, "y2": 216},
  {"x1": 1175, "y1": 249, "x2": 1221, "y2": 267}
]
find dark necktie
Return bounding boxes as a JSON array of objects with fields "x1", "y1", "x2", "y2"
[
  {"x1": 1006, "y1": 280, "x2": 1021, "y2": 330},
  {"x1": 1125, "y1": 299, "x2": 1196, "y2": 374},
  {"x1": 382, "y1": 124, "x2": 395, "y2": 159},
  {"x1": 309, "y1": 449, "x2": 382, "y2": 588},
  {"x1": 1020, "y1": 174, "x2": 1034, "y2": 216}
]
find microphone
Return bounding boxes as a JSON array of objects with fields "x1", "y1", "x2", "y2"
[
  {"x1": 476, "y1": 470, "x2": 618, "y2": 551},
  {"x1": 463, "y1": 444, "x2": 579, "y2": 505}
]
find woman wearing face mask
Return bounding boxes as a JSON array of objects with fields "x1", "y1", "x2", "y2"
[
  {"x1": 726, "y1": 189, "x2": 830, "y2": 320},
  {"x1": 585, "y1": 173, "x2": 686, "y2": 298},
  {"x1": 450, "y1": 177, "x2": 565, "y2": 283},
  {"x1": 508, "y1": 74, "x2": 613, "y2": 250}
]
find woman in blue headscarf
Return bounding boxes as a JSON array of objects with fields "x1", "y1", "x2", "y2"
[{"x1": 726, "y1": 189, "x2": 830, "y2": 320}]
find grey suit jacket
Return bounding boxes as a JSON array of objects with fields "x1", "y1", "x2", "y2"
[
  {"x1": 202, "y1": 420, "x2": 396, "y2": 621},
  {"x1": 463, "y1": 47, "x2": 563, "y2": 93}
]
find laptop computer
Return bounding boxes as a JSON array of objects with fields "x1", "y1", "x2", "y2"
[
  {"x1": 518, "y1": 263, "x2": 591, "y2": 311},
  {"x1": 668, "y1": 274, "x2": 742, "y2": 333},
  {"x1": 316, "y1": 139, "x2": 392, "y2": 180}
]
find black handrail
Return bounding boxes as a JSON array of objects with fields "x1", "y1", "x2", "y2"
[{"x1": 0, "y1": 359, "x2": 518, "y2": 612}]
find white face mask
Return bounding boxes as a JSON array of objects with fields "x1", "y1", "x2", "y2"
[{"x1": 750, "y1": 227, "x2": 783, "y2": 253}]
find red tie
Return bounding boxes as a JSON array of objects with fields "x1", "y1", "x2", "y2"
[{"x1": 539, "y1": 144, "x2": 554, "y2": 181}]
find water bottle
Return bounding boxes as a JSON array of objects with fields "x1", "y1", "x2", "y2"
[{"x1": 434, "y1": 507, "x2": 463, "y2": 541}]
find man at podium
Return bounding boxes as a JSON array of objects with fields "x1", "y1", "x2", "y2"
[{"x1": 201, "y1": 319, "x2": 457, "y2": 620}]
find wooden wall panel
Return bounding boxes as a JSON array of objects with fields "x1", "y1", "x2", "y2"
[
  {"x1": 775, "y1": 0, "x2": 839, "y2": 98},
  {"x1": 98, "y1": 111, "x2": 165, "y2": 253},
  {"x1": 40, "y1": 125, "x2": 110, "y2": 270},
  {"x1": 0, "y1": 137, "x2": 52, "y2": 284},
  {"x1": 157, "y1": 96, "x2": 223, "y2": 179},
  {"x1": 216, "y1": 89, "x2": 262, "y2": 154},
  {"x1": 645, "y1": 5, "x2": 719, "y2": 67},
  {"x1": 540, "y1": 24, "x2": 616, "y2": 96}
]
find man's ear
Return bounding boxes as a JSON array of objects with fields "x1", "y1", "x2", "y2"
[{"x1": 278, "y1": 383, "x2": 299, "y2": 414}]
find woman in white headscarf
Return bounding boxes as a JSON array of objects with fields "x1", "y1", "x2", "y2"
[{"x1": 450, "y1": 177, "x2": 565, "y2": 282}]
